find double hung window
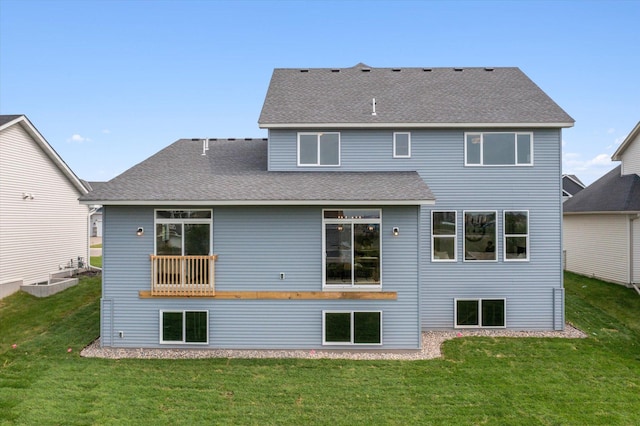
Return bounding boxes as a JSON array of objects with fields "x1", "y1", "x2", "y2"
[
  {"x1": 323, "y1": 209, "x2": 381, "y2": 288},
  {"x1": 432, "y1": 211, "x2": 456, "y2": 261},
  {"x1": 155, "y1": 210, "x2": 212, "y2": 256},
  {"x1": 160, "y1": 310, "x2": 208, "y2": 344},
  {"x1": 298, "y1": 132, "x2": 340, "y2": 166},
  {"x1": 455, "y1": 299, "x2": 505, "y2": 328},
  {"x1": 504, "y1": 211, "x2": 529, "y2": 261},
  {"x1": 465, "y1": 132, "x2": 532, "y2": 166},
  {"x1": 463, "y1": 211, "x2": 497, "y2": 261},
  {"x1": 323, "y1": 311, "x2": 382, "y2": 345}
]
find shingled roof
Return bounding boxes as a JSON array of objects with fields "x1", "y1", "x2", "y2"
[
  {"x1": 80, "y1": 138, "x2": 435, "y2": 205},
  {"x1": 259, "y1": 64, "x2": 574, "y2": 128},
  {"x1": 563, "y1": 165, "x2": 640, "y2": 213}
]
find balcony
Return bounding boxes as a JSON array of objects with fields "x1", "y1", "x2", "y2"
[{"x1": 150, "y1": 254, "x2": 218, "y2": 296}]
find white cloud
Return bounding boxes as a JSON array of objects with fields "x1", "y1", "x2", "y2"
[
  {"x1": 607, "y1": 128, "x2": 615, "y2": 134},
  {"x1": 102, "y1": 129, "x2": 111, "y2": 134},
  {"x1": 67, "y1": 133, "x2": 91, "y2": 143}
]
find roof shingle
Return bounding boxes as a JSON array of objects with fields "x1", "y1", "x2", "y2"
[
  {"x1": 563, "y1": 166, "x2": 640, "y2": 213},
  {"x1": 80, "y1": 138, "x2": 435, "y2": 204},
  {"x1": 259, "y1": 65, "x2": 574, "y2": 127}
]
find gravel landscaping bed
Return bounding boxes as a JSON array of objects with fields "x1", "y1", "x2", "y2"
[{"x1": 81, "y1": 324, "x2": 586, "y2": 361}]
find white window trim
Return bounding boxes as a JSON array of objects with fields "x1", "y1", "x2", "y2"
[
  {"x1": 297, "y1": 132, "x2": 341, "y2": 167},
  {"x1": 503, "y1": 210, "x2": 530, "y2": 262},
  {"x1": 322, "y1": 310, "x2": 383, "y2": 345},
  {"x1": 454, "y1": 298, "x2": 506, "y2": 329},
  {"x1": 432, "y1": 210, "x2": 457, "y2": 262},
  {"x1": 464, "y1": 132, "x2": 534, "y2": 167},
  {"x1": 154, "y1": 209, "x2": 213, "y2": 256},
  {"x1": 159, "y1": 310, "x2": 209, "y2": 344},
  {"x1": 322, "y1": 209, "x2": 382, "y2": 290},
  {"x1": 463, "y1": 210, "x2": 498, "y2": 262},
  {"x1": 393, "y1": 132, "x2": 411, "y2": 158}
]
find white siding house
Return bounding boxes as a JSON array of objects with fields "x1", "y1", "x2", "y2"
[
  {"x1": 563, "y1": 121, "x2": 640, "y2": 287},
  {"x1": 0, "y1": 115, "x2": 90, "y2": 298}
]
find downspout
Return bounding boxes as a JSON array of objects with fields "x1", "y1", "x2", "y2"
[{"x1": 630, "y1": 214, "x2": 639, "y2": 295}]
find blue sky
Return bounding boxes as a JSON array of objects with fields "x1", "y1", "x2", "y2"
[{"x1": 1, "y1": 0, "x2": 638, "y2": 185}]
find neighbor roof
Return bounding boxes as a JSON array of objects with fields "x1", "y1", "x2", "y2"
[
  {"x1": 562, "y1": 174, "x2": 585, "y2": 197},
  {"x1": 612, "y1": 121, "x2": 640, "y2": 161},
  {"x1": 80, "y1": 138, "x2": 435, "y2": 205},
  {"x1": 259, "y1": 64, "x2": 574, "y2": 128},
  {"x1": 563, "y1": 165, "x2": 640, "y2": 213}
]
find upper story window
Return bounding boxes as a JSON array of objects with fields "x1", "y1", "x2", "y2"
[
  {"x1": 465, "y1": 132, "x2": 533, "y2": 166},
  {"x1": 323, "y1": 209, "x2": 381, "y2": 288},
  {"x1": 393, "y1": 132, "x2": 411, "y2": 158},
  {"x1": 155, "y1": 209, "x2": 212, "y2": 256},
  {"x1": 298, "y1": 132, "x2": 340, "y2": 166}
]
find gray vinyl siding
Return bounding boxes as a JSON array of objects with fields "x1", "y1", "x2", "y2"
[
  {"x1": 0, "y1": 122, "x2": 88, "y2": 289},
  {"x1": 102, "y1": 205, "x2": 420, "y2": 349},
  {"x1": 269, "y1": 128, "x2": 564, "y2": 330}
]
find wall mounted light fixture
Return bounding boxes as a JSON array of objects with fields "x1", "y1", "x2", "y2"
[
  {"x1": 136, "y1": 227, "x2": 144, "y2": 236},
  {"x1": 392, "y1": 227, "x2": 399, "y2": 236}
]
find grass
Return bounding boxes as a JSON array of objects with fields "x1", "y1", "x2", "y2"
[
  {"x1": 1, "y1": 272, "x2": 639, "y2": 425},
  {"x1": 90, "y1": 256, "x2": 102, "y2": 268},
  {"x1": 90, "y1": 243, "x2": 102, "y2": 248}
]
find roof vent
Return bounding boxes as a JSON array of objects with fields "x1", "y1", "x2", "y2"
[
  {"x1": 191, "y1": 138, "x2": 200, "y2": 141},
  {"x1": 484, "y1": 67, "x2": 495, "y2": 71},
  {"x1": 331, "y1": 69, "x2": 340, "y2": 73},
  {"x1": 371, "y1": 98, "x2": 377, "y2": 116},
  {"x1": 201, "y1": 138, "x2": 209, "y2": 156},
  {"x1": 423, "y1": 68, "x2": 432, "y2": 72},
  {"x1": 361, "y1": 68, "x2": 371, "y2": 72},
  {"x1": 300, "y1": 69, "x2": 309, "y2": 73},
  {"x1": 391, "y1": 68, "x2": 401, "y2": 72},
  {"x1": 454, "y1": 68, "x2": 463, "y2": 72},
  {"x1": 244, "y1": 138, "x2": 253, "y2": 141},
  {"x1": 228, "y1": 138, "x2": 236, "y2": 141}
]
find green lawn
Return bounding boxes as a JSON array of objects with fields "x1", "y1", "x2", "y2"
[
  {"x1": 90, "y1": 256, "x2": 102, "y2": 268},
  {"x1": 1, "y1": 273, "x2": 639, "y2": 425}
]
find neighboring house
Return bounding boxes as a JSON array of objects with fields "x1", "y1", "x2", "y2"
[
  {"x1": 563, "y1": 121, "x2": 640, "y2": 288},
  {"x1": 0, "y1": 115, "x2": 90, "y2": 299},
  {"x1": 81, "y1": 65, "x2": 574, "y2": 350},
  {"x1": 86, "y1": 182, "x2": 106, "y2": 237},
  {"x1": 562, "y1": 174, "x2": 585, "y2": 202}
]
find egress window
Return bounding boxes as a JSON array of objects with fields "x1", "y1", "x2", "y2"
[
  {"x1": 298, "y1": 132, "x2": 340, "y2": 166},
  {"x1": 323, "y1": 311, "x2": 382, "y2": 345},
  {"x1": 455, "y1": 299, "x2": 505, "y2": 328},
  {"x1": 160, "y1": 310, "x2": 208, "y2": 344},
  {"x1": 465, "y1": 132, "x2": 532, "y2": 166}
]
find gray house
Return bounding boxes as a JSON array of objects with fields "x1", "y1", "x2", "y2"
[{"x1": 81, "y1": 64, "x2": 574, "y2": 350}]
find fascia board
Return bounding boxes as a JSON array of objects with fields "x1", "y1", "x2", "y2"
[
  {"x1": 259, "y1": 122, "x2": 575, "y2": 129},
  {"x1": 81, "y1": 199, "x2": 436, "y2": 206}
]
